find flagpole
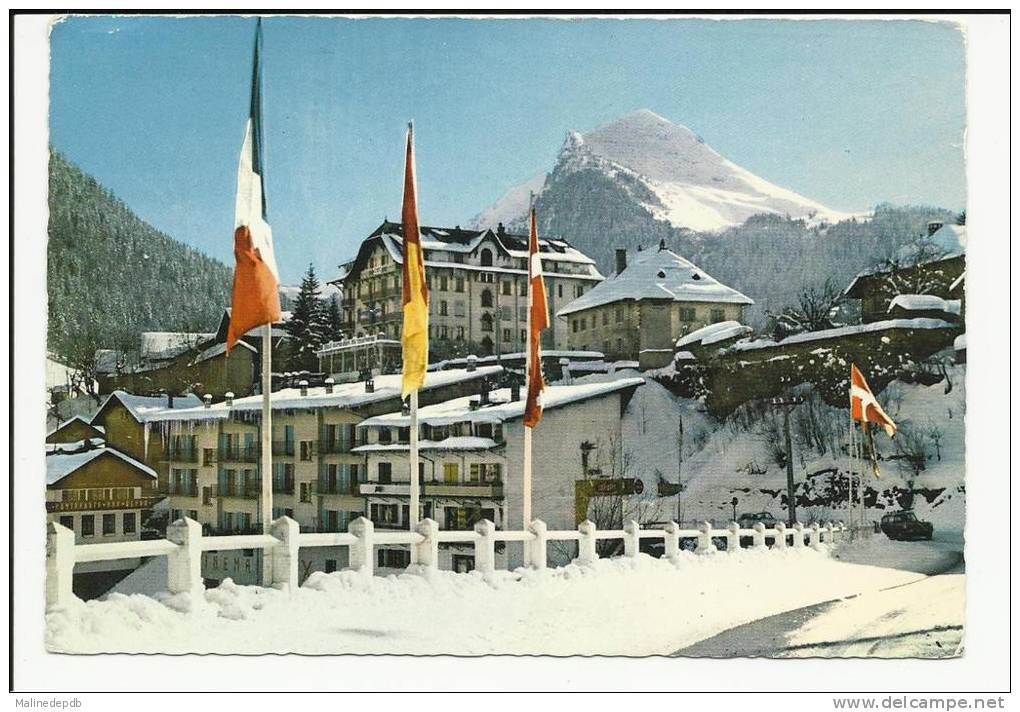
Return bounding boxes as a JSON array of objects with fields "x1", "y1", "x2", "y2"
[
  {"x1": 261, "y1": 323, "x2": 273, "y2": 536},
  {"x1": 410, "y1": 389, "x2": 420, "y2": 537},
  {"x1": 847, "y1": 419, "x2": 854, "y2": 525},
  {"x1": 522, "y1": 196, "x2": 537, "y2": 564}
]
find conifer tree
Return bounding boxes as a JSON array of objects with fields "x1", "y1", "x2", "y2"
[
  {"x1": 285, "y1": 264, "x2": 326, "y2": 372},
  {"x1": 323, "y1": 295, "x2": 345, "y2": 343}
]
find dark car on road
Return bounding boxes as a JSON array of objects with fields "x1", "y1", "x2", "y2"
[
  {"x1": 880, "y1": 511, "x2": 933, "y2": 541},
  {"x1": 737, "y1": 512, "x2": 778, "y2": 546}
]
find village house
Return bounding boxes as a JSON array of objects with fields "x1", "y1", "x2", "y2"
[
  {"x1": 354, "y1": 377, "x2": 644, "y2": 572},
  {"x1": 557, "y1": 241, "x2": 753, "y2": 367},
  {"x1": 91, "y1": 391, "x2": 204, "y2": 493},
  {"x1": 330, "y1": 221, "x2": 604, "y2": 362},
  {"x1": 46, "y1": 442, "x2": 161, "y2": 598},
  {"x1": 144, "y1": 366, "x2": 501, "y2": 586},
  {"x1": 843, "y1": 221, "x2": 966, "y2": 323},
  {"x1": 46, "y1": 415, "x2": 105, "y2": 445}
]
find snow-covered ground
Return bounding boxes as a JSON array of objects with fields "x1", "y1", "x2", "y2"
[{"x1": 48, "y1": 547, "x2": 924, "y2": 655}]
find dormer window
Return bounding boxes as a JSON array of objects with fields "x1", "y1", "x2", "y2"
[
  {"x1": 657, "y1": 270, "x2": 666, "y2": 278},
  {"x1": 480, "y1": 248, "x2": 493, "y2": 267},
  {"x1": 692, "y1": 272, "x2": 701, "y2": 280}
]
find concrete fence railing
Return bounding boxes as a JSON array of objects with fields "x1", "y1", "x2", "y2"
[{"x1": 45, "y1": 517, "x2": 848, "y2": 611}]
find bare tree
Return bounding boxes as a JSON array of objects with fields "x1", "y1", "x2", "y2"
[{"x1": 764, "y1": 277, "x2": 844, "y2": 339}]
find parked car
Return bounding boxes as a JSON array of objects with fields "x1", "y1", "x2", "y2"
[
  {"x1": 880, "y1": 511, "x2": 933, "y2": 541},
  {"x1": 737, "y1": 512, "x2": 777, "y2": 529}
]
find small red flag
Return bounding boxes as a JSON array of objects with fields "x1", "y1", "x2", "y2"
[
  {"x1": 523, "y1": 208, "x2": 549, "y2": 428},
  {"x1": 849, "y1": 363, "x2": 897, "y2": 437}
]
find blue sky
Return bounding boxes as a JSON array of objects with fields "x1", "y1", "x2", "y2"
[{"x1": 50, "y1": 16, "x2": 966, "y2": 284}]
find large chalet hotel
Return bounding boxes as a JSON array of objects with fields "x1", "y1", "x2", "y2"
[{"x1": 330, "y1": 221, "x2": 604, "y2": 358}]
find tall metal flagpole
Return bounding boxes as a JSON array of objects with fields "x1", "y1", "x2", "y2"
[
  {"x1": 410, "y1": 389, "x2": 420, "y2": 535},
  {"x1": 261, "y1": 324, "x2": 273, "y2": 535},
  {"x1": 523, "y1": 193, "x2": 536, "y2": 535}
]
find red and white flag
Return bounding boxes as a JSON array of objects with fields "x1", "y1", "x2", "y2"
[
  {"x1": 523, "y1": 208, "x2": 549, "y2": 428},
  {"x1": 227, "y1": 19, "x2": 281, "y2": 351},
  {"x1": 850, "y1": 363, "x2": 897, "y2": 437}
]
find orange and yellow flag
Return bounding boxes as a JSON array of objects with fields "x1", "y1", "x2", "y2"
[
  {"x1": 524, "y1": 207, "x2": 549, "y2": 428},
  {"x1": 400, "y1": 123, "x2": 429, "y2": 398}
]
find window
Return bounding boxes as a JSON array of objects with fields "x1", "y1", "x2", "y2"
[
  {"x1": 679, "y1": 307, "x2": 696, "y2": 322},
  {"x1": 602, "y1": 310, "x2": 609, "y2": 326},
  {"x1": 440, "y1": 325, "x2": 448, "y2": 339},
  {"x1": 481, "y1": 290, "x2": 493, "y2": 308},
  {"x1": 188, "y1": 510, "x2": 198, "y2": 521},
  {"x1": 502, "y1": 328, "x2": 512, "y2": 342},
  {"x1": 481, "y1": 313, "x2": 493, "y2": 332},
  {"x1": 299, "y1": 482, "x2": 312, "y2": 503},
  {"x1": 616, "y1": 306, "x2": 624, "y2": 323},
  {"x1": 59, "y1": 515, "x2": 73, "y2": 531},
  {"x1": 520, "y1": 280, "x2": 528, "y2": 297},
  {"x1": 439, "y1": 300, "x2": 448, "y2": 316},
  {"x1": 325, "y1": 559, "x2": 337, "y2": 574},
  {"x1": 123, "y1": 513, "x2": 136, "y2": 534},
  {"x1": 480, "y1": 248, "x2": 493, "y2": 267},
  {"x1": 203, "y1": 448, "x2": 215, "y2": 466},
  {"x1": 558, "y1": 284, "x2": 563, "y2": 298},
  {"x1": 439, "y1": 275, "x2": 448, "y2": 291},
  {"x1": 377, "y1": 549, "x2": 410, "y2": 569},
  {"x1": 580, "y1": 318, "x2": 587, "y2": 331},
  {"x1": 443, "y1": 462, "x2": 459, "y2": 484},
  {"x1": 455, "y1": 278, "x2": 465, "y2": 292},
  {"x1": 103, "y1": 513, "x2": 116, "y2": 536},
  {"x1": 378, "y1": 462, "x2": 393, "y2": 484},
  {"x1": 501, "y1": 281, "x2": 512, "y2": 296},
  {"x1": 81, "y1": 515, "x2": 95, "y2": 537},
  {"x1": 572, "y1": 319, "x2": 578, "y2": 333},
  {"x1": 576, "y1": 284, "x2": 584, "y2": 298},
  {"x1": 300, "y1": 441, "x2": 313, "y2": 461},
  {"x1": 520, "y1": 329, "x2": 526, "y2": 341},
  {"x1": 454, "y1": 301, "x2": 466, "y2": 317},
  {"x1": 455, "y1": 326, "x2": 465, "y2": 340},
  {"x1": 710, "y1": 308, "x2": 726, "y2": 323}
]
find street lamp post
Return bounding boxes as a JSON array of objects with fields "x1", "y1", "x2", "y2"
[{"x1": 771, "y1": 396, "x2": 805, "y2": 526}]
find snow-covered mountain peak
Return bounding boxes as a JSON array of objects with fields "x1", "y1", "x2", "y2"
[{"x1": 472, "y1": 109, "x2": 855, "y2": 234}]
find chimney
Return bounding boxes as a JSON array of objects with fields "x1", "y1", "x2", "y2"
[
  {"x1": 615, "y1": 248, "x2": 627, "y2": 276},
  {"x1": 637, "y1": 244, "x2": 644, "y2": 252},
  {"x1": 927, "y1": 220, "x2": 944, "y2": 236},
  {"x1": 299, "y1": 380, "x2": 309, "y2": 397},
  {"x1": 203, "y1": 394, "x2": 212, "y2": 409},
  {"x1": 365, "y1": 375, "x2": 374, "y2": 393},
  {"x1": 658, "y1": 238, "x2": 667, "y2": 252},
  {"x1": 224, "y1": 391, "x2": 234, "y2": 407},
  {"x1": 466, "y1": 354, "x2": 477, "y2": 372},
  {"x1": 324, "y1": 377, "x2": 335, "y2": 394},
  {"x1": 469, "y1": 398, "x2": 480, "y2": 411},
  {"x1": 559, "y1": 357, "x2": 572, "y2": 385},
  {"x1": 497, "y1": 222, "x2": 505, "y2": 237}
]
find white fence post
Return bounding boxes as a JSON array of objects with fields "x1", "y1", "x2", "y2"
[
  {"x1": 810, "y1": 522, "x2": 822, "y2": 550},
  {"x1": 824, "y1": 521, "x2": 836, "y2": 545},
  {"x1": 577, "y1": 520, "x2": 598, "y2": 565},
  {"x1": 269, "y1": 516, "x2": 299, "y2": 593},
  {"x1": 473, "y1": 519, "x2": 496, "y2": 574},
  {"x1": 527, "y1": 519, "x2": 548, "y2": 570},
  {"x1": 415, "y1": 518, "x2": 439, "y2": 571},
  {"x1": 792, "y1": 522, "x2": 805, "y2": 549},
  {"x1": 166, "y1": 517, "x2": 203, "y2": 599},
  {"x1": 46, "y1": 521, "x2": 76, "y2": 611},
  {"x1": 726, "y1": 521, "x2": 740, "y2": 552},
  {"x1": 664, "y1": 521, "x2": 681, "y2": 561},
  {"x1": 696, "y1": 521, "x2": 716, "y2": 555},
  {"x1": 349, "y1": 517, "x2": 375, "y2": 577},
  {"x1": 837, "y1": 520, "x2": 845, "y2": 542},
  {"x1": 773, "y1": 521, "x2": 787, "y2": 549},
  {"x1": 623, "y1": 520, "x2": 640, "y2": 557},
  {"x1": 752, "y1": 522, "x2": 766, "y2": 549}
]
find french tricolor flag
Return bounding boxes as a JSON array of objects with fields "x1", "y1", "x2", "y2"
[{"x1": 227, "y1": 18, "x2": 281, "y2": 352}]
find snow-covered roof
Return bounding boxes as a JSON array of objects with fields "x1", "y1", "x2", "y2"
[
  {"x1": 140, "y1": 332, "x2": 213, "y2": 360},
  {"x1": 46, "y1": 447, "x2": 157, "y2": 486},
  {"x1": 357, "y1": 378, "x2": 644, "y2": 428},
  {"x1": 954, "y1": 334, "x2": 966, "y2": 351},
  {"x1": 674, "y1": 351, "x2": 697, "y2": 362},
  {"x1": 731, "y1": 318, "x2": 957, "y2": 353},
  {"x1": 192, "y1": 339, "x2": 257, "y2": 365},
  {"x1": 352, "y1": 437, "x2": 501, "y2": 453},
  {"x1": 899, "y1": 224, "x2": 967, "y2": 264},
  {"x1": 676, "y1": 320, "x2": 753, "y2": 349},
  {"x1": 46, "y1": 437, "x2": 106, "y2": 454},
  {"x1": 93, "y1": 391, "x2": 204, "y2": 425},
  {"x1": 142, "y1": 366, "x2": 504, "y2": 423},
  {"x1": 429, "y1": 350, "x2": 604, "y2": 371},
  {"x1": 888, "y1": 294, "x2": 961, "y2": 316},
  {"x1": 557, "y1": 247, "x2": 752, "y2": 317},
  {"x1": 46, "y1": 416, "x2": 105, "y2": 439}
]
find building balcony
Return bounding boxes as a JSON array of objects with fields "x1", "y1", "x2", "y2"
[
  {"x1": 218, "y1": 447, "x2": 259, "y2": 463},
  {"x1": 217, "y1": 483, "x2": 262, "y2": 499},
  {"x1": 359, "y1": 482, "x2": 411, "y2": 496},
  {"x1": 168, "y1": 484, "x2": 199, "y2": 497},
  {"x1": 272, "y1": 441, "x2": 295, "y2": 457},
  {"x1": 165, "y1": 450, "x2": 199, "y2": 464},
  {"x1": 424, "y1": 481, "x2": 504, "y2": 498},
  {"x1": 46, "y1": 496, "x2": 161, "y2": 513},
  {"x1": 318, "y1": 481, "x2": 359, "y2": 496},
  {"x1": 318, "y1": 440, "x2": 363, "y2": 455},
  {"x1": 272, "y1": 477, "x2": 295, "y2": 495}
]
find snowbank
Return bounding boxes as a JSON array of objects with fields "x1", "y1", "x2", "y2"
[{"x1": 47, "y1": 547, "x2": 922, "y2": 655}]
